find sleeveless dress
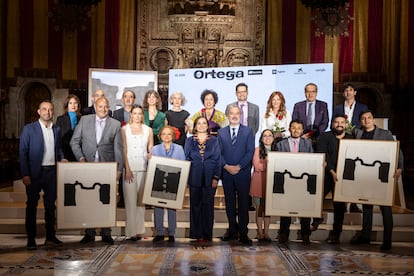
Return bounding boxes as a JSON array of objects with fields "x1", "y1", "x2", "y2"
[{"x1": 125, "y1": 124, "x2": 150, "y2": 171}]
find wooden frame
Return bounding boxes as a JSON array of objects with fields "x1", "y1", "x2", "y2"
[
  {"x1": 142, "y1": 156, "x2": 191, "y2": 210},
  {"x1": 334, "y1": 139, "x2": 399, "y2": 206},
  {"x1": 88, "y1": 68, "x2": 158, "y2": 111},
  {"x1": 56, "y1": 162, "x2": 117, "y2": 229},
  {"x1": 265, "y1": 152, "x2": 325, "y2": 218}
]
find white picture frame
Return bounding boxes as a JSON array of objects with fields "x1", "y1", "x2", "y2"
[
  {"x1": 334, "y1": 139, "x2": 399, "y2": 206},
  {"x1": 142, "y1": 156, "x2": 191, "y2": 210},
  {"x1": 88, "y1": 68, "x2": 158, "y2": 111},
  {"x1": 57, "y1": 162, "x2": 117, "y2": 229},
  {"x1": 265, "y1": 152, "x2": 325, "y2": 218}
]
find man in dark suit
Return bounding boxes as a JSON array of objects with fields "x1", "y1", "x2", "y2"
[
  {"x1": 276, "y1": 119, "x2": 314, "y2": 244},
  {"x1": 81, "y1": 89, "x2": 113, "y2": 116},
  {"x1": 225, "y1": 83, "x2": 260, "y2": 135},
  {"x1": 333, "y1": 83, "x2": 368, "y2": 129},
  {"x1": 225, "y1": 82, "x2": 259, "y2": 211},
  {"x1": 19, "y1": 100, "x2": 67, "y2": 250},
  {"x1": 292, "y1": 83, "x2": 329, "y2": 140},
  {"x1": 70, "y1": 97, "x2": 123, "y2": 245},
  {"x1": 350, "y1": 110, "x2": 404, "y2": 251},
  {"x1": 112, "y1": 90, "x2": 136, "y2": 208},
  {"x1": 333, "y1": 83, "x2": 368, "y2": 213},
  {"x1": 218, "y1": 104, "x2": 255, "y2": 245}
]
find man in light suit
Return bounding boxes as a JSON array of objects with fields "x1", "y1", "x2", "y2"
[
  {"x1": 276, "y1": 119, "x2": 314, "y2": 244},
  {"x1": 70, "y1": 97, "x2": 123, "y2": 245},
  {"x1": 19, "y1": 101, "x2": 66, "y2": 250},
  {"x1": 350, "y1": 110, "x2": 403, "y2": 251},
  {"x1": 225, "y1": 83, "x2": 259, "y2": 135},
  {"x1": 112, "y1": 90, "x2": 136, "y2": 208},
  {"x1": 292, "y1": 83, "x2": 329, "y2": 140},
  {"x1": 218, "y1": 104, "x2": 255, "y2": 245},
  {"x1": 333, "y1": 83, "x2": 368, "y2": 129}
]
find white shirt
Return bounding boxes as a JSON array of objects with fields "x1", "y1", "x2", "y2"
[{"x1": 39, "y1": 120, "x2": 55, "y2": 166}]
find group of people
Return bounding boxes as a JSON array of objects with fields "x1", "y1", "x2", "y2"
[{"x1": 19, "y1": 81, "x2": 403, "y2": 251}]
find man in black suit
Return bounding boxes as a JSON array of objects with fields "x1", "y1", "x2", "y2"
[{"x1": 81, "y1": 89, "x2": 113, "y2": 116}]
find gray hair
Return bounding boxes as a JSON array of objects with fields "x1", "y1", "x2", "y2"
[
  {"x1": 226, "y1": 103, "x2": 240, "y2": 115},
  {"x1": 169, "y1": 91, "x2": 187, "y2": 105}
]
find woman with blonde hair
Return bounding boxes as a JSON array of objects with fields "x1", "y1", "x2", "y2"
[{"x1": 122, "y1": 104, "x2": 153, "y2": 241}]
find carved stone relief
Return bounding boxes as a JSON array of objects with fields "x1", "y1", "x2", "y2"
[{"x1": 137, "y1": 0, "x2": 265, "y2": 92}]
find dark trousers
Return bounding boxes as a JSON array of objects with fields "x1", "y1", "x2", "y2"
[
  {"x1": 25, "y1": 166, "x2": 57, "y2": 240},
  {"x1": 325, "y1": 174, "x2": 346, "y2": 235},
  {"x1": 361, "y1": 204, "x2": 393, "y2": 243},
  {"x1": 189, "y1": 185, "x2": 216, "y2": 240},
  {"x1": 222, "y1": 171, "x2": 251, "y2": 238},
  {"x1": 279, "y1": 217, "x2": 311, "y2": 237}
]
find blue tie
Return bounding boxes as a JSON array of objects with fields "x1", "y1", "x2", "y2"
[{"x1": 231, "y1": 128, "x2": 236, "y2": 145}]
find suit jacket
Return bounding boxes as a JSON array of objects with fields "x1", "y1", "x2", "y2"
[
  {"x1": 19, "y1": 121, "x2": 64, "y2": 179},
  {"x1": 354, "y1": 126, "x2": 404, "y2": 169},
  {"x1": 81, "y1": 105, "x2": 113, "y2": 117},
  {"x1": 226, "y1": 101, "x2": 260, "y2": 134},
  {"x1": 292, "y1": 100, "x2": 329, "y2": 136},
  {"x1": 218, "y1": 124, "x2": 255, "y2": 173},
  {"x1": 56, "y1": 113, "x2": 80, "y2": 161},
  {"x1": 333, "y1": 102, "x2": 368, "y2": 126},
  {"x1": 184, "y1": 135, "x2": 221, "y2": 187},
  {"x1": 70, "y1": 114, "x2": 123, "y2": 172},
  {"x1": 276, "y1": 137, "x2": 313, "y2": 153},
  {"x1": 112, "y1": 107, "x2": 126, "y2": 123}
]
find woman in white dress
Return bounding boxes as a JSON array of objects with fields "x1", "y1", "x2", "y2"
[
  {"x1": 122, "y1": 104, "x2": 154, "y2": 241},
  {"x1": 261, "y1": 91, "x2": 292, "y2": 140}
]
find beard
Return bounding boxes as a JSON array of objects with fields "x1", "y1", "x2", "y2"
[{"x1": 332, "y1": 127, "x2": 345, "y2": 135}]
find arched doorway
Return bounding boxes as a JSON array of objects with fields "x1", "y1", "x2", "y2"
[{"x1": 24, "y1": 82, "x2": 51, "y2": 124}]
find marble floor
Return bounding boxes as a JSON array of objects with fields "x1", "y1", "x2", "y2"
[{"x1": 1, "y1": 234, "x2": 414, "y2": 275}]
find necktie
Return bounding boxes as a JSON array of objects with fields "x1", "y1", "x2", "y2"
[
  {"x1": 240, "y1": 104, "x2": 245, "y2": 126},
  {"x1": 307, "y1": 102, "x2": 313, "y2": 127},
  {"x1": 96, "y1": 119, "x2": 104, "y2": 143},
  {"x1": 292, "y1": 140, "x2": 299, "y2": 153},
  {"x1": 231, "y1": 127, "x2": 236, "y2": 145}
]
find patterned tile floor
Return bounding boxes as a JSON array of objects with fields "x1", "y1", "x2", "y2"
[{"x1": 1, "y1": 235, "x2": 414, "y2": 275}]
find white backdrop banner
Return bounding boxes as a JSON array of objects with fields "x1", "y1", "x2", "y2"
[{"x1": 169, "y1": 63, "x2": 333, "y2": 143}]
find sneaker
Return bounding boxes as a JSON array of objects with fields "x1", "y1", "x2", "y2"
[
  {"x1": 153, "y1": 235, "x2": 165, "y2": 243},
  {"x1": 26, "y1": 239, "x2": 37, "y2": 250},
  {"x1": 102, "y1": 236, "x2": 114, "y2": 245},
  {"x1": 45, "y1": 236, "x2": 63, "y2": 246},
  {"x1": 80, "y1": 235, "x2": 95, "y2": 244}
]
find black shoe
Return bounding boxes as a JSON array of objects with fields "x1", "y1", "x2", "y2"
[
  {"x1": 311, "y1": 218, "x2": 323, "y2": 231},
  {"x1": 80, "y1": 235, "x2": 95, "y2": 244},
  {"x1": 168, "y1": 236, "x2": 175, "y2": 243},
  {"x1": 117, "y1": 201, "x2": 125, "y2": 208},
  {"x1": 326, "y1": 231, "x2": 340, "y2": 244},
  {"x1": 302, "y1": 234, "x2": 310, "y2": 244},
  {"x1": 221, "y1": 231, "x2": 238, "y2": 241},
  {"x1": 102, "y1": 236, "x2": 114, "y2": 245},
  {"x1": 349, "y1": 203, "x2": 362, "y2": 213},
  {"x1": 350, "y1": 234, "x2": 370, "y2": 245},
  {"x1": 239, "y1": 236, "x2": 252, "y2": 246},
  {"x1": 153, "y1": 235, "x2": 165, "y2": 243},
  {"x1": 45, "y1": 236, "x2": 63, "y2": 246},
  {"x1": 380, "y1": 241, "x2": 391, "y2": 251},
  {"x1": 278, "y1": 233, "x2": 288, "y2": 243},
  {"x1": 26, "y1": 239, "x2": 37, "y2": 250},
  {"x1": 128, "y1": 235, "x2": 142, "y2": 241}
]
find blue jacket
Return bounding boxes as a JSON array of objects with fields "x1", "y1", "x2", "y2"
[{"x1": 19, "y1": 121, "x2": 64, "y2": 179}]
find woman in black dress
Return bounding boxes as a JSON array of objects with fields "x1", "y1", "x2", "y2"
[
  {"x1": 165, "y1": 91, "x2": 191, "y2": 146},
  {"x1": 56, "y1": 94, "x2": 81, "y2": 161}
]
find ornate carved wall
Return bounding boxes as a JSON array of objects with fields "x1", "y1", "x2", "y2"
[{"x1": 136, "y1": 0, "x2": 265, "y2": 101}]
